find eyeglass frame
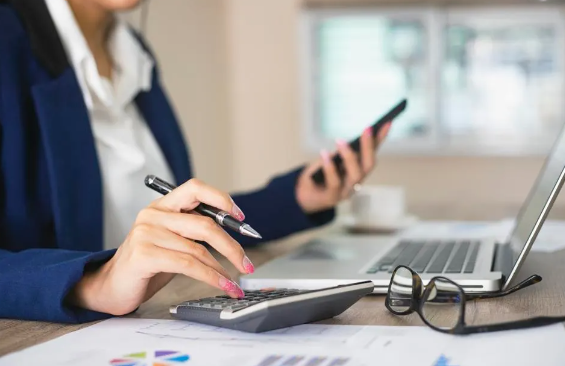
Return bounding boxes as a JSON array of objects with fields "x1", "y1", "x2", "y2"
[{"x1": 384, "y1": 265, "x2": 565, "y2": 335}]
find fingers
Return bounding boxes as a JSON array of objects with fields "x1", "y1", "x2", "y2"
[
  {"x1": 136, "y1": 223, "x2": 231, "y2": 279},
  {"x1": 143, "y1": 244, "x2": 245, "y2": 298},
  {"x1": 336, "y1": 139, "x2": 363, "y2": 195},
  {"x1": 376, "y1": 122, "x2": 392, "y2": 150},
  {"x1": 320, "y1": 149, "x2": 341, "y2": 193},
  {"x1": 151, "y1": 178, "x2": 245, "y2": 221},
  {"x1": 360, "y1": 126, "x2": 376, "y2": 174},
  {"x1": 137, "y1": 209, "x2": 252, "y2": 274}
]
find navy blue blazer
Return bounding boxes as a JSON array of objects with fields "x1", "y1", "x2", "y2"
[{"x1": 0, "y1": 1, "x2": 334, "y2": 324}]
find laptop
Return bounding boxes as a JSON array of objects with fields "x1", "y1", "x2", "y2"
[{"x1": 241, "y1": 126, "x2": 565, "y2": 294}]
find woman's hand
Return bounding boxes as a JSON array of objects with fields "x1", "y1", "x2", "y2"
[
  {"x1": 69, "y1": 179, "x2": 254, "y2": 316},
  {"x1": 296, "y1": 122, "x2": 392, "y2": 214}
]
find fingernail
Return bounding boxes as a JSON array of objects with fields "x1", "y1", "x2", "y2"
[
  {"x1": 242, "y1": 255, "x2": 255, "y2": 274},
  {"x1": 320, "y1": 149, "x2": 331, "y2": 165},
  {"x1": 231, "y1": 201, "x2": 245, "y2": 221},
  {"x1": 379, "y1": 123, "x2": 392, "y2": 140},
  {"x1": 336, "y1": 139, "x2": 347, "y2": 148},
  {"x1": 219, "y1": 276, "x2": 245, "y2": 298},
  {"x1": 363, "y1": 126, "x2": 372, "y2": 137}
]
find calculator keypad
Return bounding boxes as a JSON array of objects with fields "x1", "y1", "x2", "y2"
[{"x1": 179, "y1": 289, "x2": 311, "y2": 311}]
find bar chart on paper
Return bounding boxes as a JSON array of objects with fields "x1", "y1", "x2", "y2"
[{"x1": 254, "y1": 355, "x2": 350, "y2": 366}]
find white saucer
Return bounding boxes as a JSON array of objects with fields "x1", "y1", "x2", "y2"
[{"x1": 340, "y1": 214, "x2": 419, "y2": 233}]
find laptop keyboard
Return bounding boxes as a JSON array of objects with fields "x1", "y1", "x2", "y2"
[{"x1": 365, "y1": 240, "x2": 481, "y2": 275}]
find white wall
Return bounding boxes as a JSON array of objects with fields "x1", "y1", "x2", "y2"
[{"x1": 124, "y1": 0, "x2": 232, "y2": 190}]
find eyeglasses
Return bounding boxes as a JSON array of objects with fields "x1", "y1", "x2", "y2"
[{"x1": 385, "y1": 265, "x2": 565, "y2": 335}]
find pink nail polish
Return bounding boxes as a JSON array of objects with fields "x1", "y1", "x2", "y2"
[
  {"x1": 243, "y1": 256, "x2": 255, "y2": 274},
  {"x1": 219, "y1": 276, "x2": 245, "y2": 298},
  {"x1": 363, "y1": 126, "x2": 372, "y2": 137},
  {"x1": 231, "y1": 202, "x2": 245, "y2": 221},
  {"x1": 320, "y1": 149, "x2": 331, "y2": 165},
  {"x1": 336, "y1": 139, "x2": 347, "y2": 147}
]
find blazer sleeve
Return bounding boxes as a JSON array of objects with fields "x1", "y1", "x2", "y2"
[
  {"x1": 0, "y1": 248, "x2": 116, "y2": 323},
  {"x1": 230, "y1": 166, "x2": 335, "y2": 246}
]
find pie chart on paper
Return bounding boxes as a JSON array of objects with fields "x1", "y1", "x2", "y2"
[{"x1": 109, "y1": 350, "x2": 190, "y2": 366}]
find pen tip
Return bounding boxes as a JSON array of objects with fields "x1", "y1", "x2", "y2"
[
  {"x1": 240, "y1": 224, "x2": 262, "y2": 239},
  {"x1": 145, "y1": 175, "x2": 156, "y2": 186}
]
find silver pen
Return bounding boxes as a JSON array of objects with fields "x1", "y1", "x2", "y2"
[{"x1": 144, "y1": 175, "x2": 262, "y2": 239}]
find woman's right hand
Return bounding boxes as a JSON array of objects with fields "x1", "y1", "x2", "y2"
[{"x1": 69, "y1": 178, "x2": 254, "y2": 316}]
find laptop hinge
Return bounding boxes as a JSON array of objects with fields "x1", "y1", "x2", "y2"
[{"x1": 492, "y1": 242, "x2": 512, "y2": 282}]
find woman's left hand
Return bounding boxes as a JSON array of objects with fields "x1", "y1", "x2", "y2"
[{"x1": 296, "y1": 122, "x2": 392, "y2": 214}]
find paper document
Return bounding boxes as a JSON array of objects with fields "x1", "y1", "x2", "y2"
[
  {"x1": 136, "y1": 320, "x2": 447, "y2": 351},
  {"x1": 1, "y1": 318, "x2": 564, "y2": 366}
]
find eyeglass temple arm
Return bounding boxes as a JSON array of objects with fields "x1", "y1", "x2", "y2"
[
  {"x1": 465, "y1": 275, "x2": 542, "y2": 300},
  {"x1": 461, "y1": 315, "x2": 565, "y2": 335}
]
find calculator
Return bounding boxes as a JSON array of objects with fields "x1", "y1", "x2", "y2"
[{"x1": 169, "y1": 281, "x2": 374, "y2": 333}]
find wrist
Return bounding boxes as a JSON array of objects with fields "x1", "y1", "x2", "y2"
[
  {"x1": 68, "y1": 259, "x2": 112, "y2": 313},
  {"x1": 296, "y1": 187, "x2": 331, "y2": 214}
]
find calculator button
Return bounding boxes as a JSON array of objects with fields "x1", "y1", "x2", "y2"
[
  {"x1": 244, "y1": 291, "x2": 261, "y2": 295},
  {"x1": 224, "y1": 305, "x2": 246, "y2": 311}
]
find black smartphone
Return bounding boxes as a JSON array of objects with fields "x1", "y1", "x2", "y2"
[{"x1": 311, "y1": 99, "x2": 407, "y2": 186}]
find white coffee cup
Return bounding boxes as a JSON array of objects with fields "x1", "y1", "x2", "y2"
[{"x1": 350, "y1": 185, "x2": 406, "y2": 225}]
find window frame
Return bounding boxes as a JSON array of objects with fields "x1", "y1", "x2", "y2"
[{"x1": 299, "y1": 5, "x2": 565, "y2": 157}]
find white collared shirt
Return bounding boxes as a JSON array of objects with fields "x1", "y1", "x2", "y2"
[{"x1": 45, "y1": 0, "x2": 175, "y2": 249}]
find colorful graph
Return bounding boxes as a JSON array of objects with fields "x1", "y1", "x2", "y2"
[{"x1": 109, "y1": 350, "x2": 190, "y2": 366}]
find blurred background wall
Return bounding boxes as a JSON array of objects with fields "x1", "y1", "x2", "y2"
[{"x1": 125, "y1": 0, "x2": 565, "y2": 221}]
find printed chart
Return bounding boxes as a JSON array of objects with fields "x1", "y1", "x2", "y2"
[
  {"x1": 109, "y1": 350, "x2": 190, "y2": 366},
  {"x1": 433, "y1": 355, "x2": 459, "y2": 366},
  {"x1": 254, "y1": 355, "x2": 350, "y2": 366}
]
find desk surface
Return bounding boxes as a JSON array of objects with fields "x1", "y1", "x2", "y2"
[{"x1": 1, "y1": 229, "x2": 564, "y2": 357}]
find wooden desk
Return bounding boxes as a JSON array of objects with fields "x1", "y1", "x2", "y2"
[{"x1": 1, "y1": 229, "x2": 564, "y2": 357}]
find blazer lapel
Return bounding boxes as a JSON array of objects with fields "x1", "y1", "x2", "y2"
[
  {"x1": 10, "y1": 0, "x2": 191, "y2": 253},
  {"x1": 30, "y1": 68, "x2": 191, "y2": 252},
  {"x1": 135, "y1": 73, "x2": 193, "y2": 185},
  {"x1": 31, "y1": 69, "x2": 103, "y2": 252}
]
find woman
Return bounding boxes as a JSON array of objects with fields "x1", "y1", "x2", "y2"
[{"x1": 0, "y1": 0, "x2": 391, "y2": 323}]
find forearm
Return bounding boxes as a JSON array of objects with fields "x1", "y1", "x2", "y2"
[{"x1": 231, "y1": 167, "x2": 335, "y2": 246}]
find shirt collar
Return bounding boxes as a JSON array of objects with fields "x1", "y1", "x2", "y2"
[
  {"x1": 44, "y1": 0, "x2": 154, "y2": 110},
  {"x1": 109, "y1": 21, "x2": 154, "y2": 107}
]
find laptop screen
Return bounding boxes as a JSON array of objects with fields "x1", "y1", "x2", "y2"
[{"x1": 504, "y1": 126, "x2": 565, "y2": 282}]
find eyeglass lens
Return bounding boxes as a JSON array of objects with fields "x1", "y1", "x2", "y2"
[
  {"x1": 421, "y1": 278, "x2": 463, "y2": 330},
  {"x1": 388, "y1": 267, "x2": 414, "y2": 313}
]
